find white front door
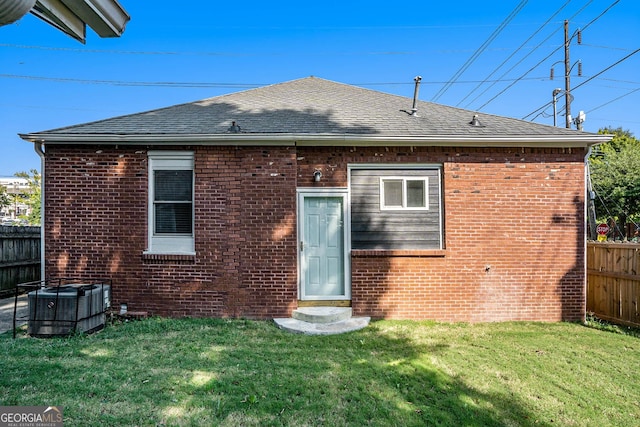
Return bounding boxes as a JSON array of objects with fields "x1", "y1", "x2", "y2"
[{"x1": 298, "y1": 191, "x2": 349, "y2": 300}]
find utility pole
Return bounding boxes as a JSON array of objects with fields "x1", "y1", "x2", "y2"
[
  {"x1": 564, "y1": 20, "x2": 572, "y2": 129},
  {"x1": 564, "y1": 19, "x2": 571, "y2": 129},
  {"x1": 550, "y1": 21, "x2": 582, "y2": 127}
]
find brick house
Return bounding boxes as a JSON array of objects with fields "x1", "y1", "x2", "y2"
[{"x1": 21, "y1": 77, "x2": 610, "y2": 322}]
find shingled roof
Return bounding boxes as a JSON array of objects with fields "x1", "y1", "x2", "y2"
[{"x1": 21, "y1": 76, "x2": 609, "y2": 147}]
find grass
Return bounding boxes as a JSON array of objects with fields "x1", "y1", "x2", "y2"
[{"x1": 1, "y1": 318, "x2": 639, "y2": 427}]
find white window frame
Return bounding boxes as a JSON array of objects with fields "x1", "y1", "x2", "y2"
[
  {"x1": 379, "y1": 176, "x2": 429, "y2": 211},
  {"x1": 146, "y1": 151, "x2": 195, "y2": 255}
]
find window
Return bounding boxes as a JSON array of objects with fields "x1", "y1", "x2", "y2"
[
  {"x1": 147, "y1": 151, "x2": 194, "y2": 254},
  {"x1": 380, "y1": 177, "x2": 429, "y2": 210},
  {"x1": 351, "y1": 167, "x2": 442, "y2": 250},
  {"x1": 154, "y1": 170, "x2": 193, "y2": 234}
]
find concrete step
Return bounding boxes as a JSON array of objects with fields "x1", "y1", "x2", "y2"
[
  {"x1": 274, "y1": 306, "x2": 369, "y2": 335},
  {"x1": 292, "y1": 306, "x2": 352, "y2": 323},
  {"x1": 273, "y1": 316, "x2": 370, "y2": 335}
]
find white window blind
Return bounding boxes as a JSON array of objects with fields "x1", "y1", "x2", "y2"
[
  {"x1": 146, "y1": 151, "x2": 195, "y2": 254},
  {"x1": 380, "y1": 177, "x2": 429, "y2": 210},
  {"x1": 154, "y1": 169, "x2": 193, "y2": 234}
]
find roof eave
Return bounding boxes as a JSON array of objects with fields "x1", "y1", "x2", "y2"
[{"x1": 19, "y1": 132, "x2": 613, "y2": 148}]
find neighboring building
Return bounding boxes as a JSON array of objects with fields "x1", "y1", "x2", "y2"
[
  {"x1": 0, "y1": 177, "x2": 31, "y2": 224},
  {"x1": 20, "y1": 77, "x2": 610, "y2": 322}
]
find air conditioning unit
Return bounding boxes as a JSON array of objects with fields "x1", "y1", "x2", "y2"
[{"x1": 28, "y1": 283, "x2": 111, "y2": 337}]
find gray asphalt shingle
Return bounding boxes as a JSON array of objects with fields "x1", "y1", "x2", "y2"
[{"x1": 28, "y1": 77, "x2": 594, "y2": 138}]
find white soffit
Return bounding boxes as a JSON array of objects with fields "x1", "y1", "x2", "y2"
[
  {"x1": 60, "y1": 0, "x2": 129, "y2": 38},
  {"x1": 30, "y1": 0, "x2": 129, "y2": 43},
  {"x1": 31, "y1": 0, "x2": 85, "y2": 42}
]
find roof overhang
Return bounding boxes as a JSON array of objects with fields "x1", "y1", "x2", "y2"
[
  {"x1": 30, "y1": 0, "x2": 129, "y2": 43},
  {"x1": 31, "y1": 0, "x2": 85, "y2": 41},
  {"x1": 19, "y1": 132, "x2": 613, "y2": 148}
]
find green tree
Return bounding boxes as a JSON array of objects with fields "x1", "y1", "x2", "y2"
[
  {"x1": 0, "y1": 185, "x2": 10, "y2": 211},
  {"x1": 589, "y1": 128, "x2": 640, "y2": 237},
  {"x1": 15, "y1": 169, "x2": 41, "y2": 226}
]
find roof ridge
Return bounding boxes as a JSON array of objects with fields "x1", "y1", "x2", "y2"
[{"x1": 20, "y1": 76, "x2": 606, "y2": 144}]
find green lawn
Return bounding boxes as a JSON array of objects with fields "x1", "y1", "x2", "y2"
[{"x1": 1, "y1": 317, "x2": 639, "y2": 426}]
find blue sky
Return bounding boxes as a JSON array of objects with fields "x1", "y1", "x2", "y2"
[{"x1": 1, "y1": 0, "x2": 638, "y2": 177}]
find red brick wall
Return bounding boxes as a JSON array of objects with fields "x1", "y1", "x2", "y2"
[
  {"x1": 44, "y1": 145, "x2": 298, "y2": 318},
  {"x1": 44, "y1": 144, "x2": 586, "y2": 322},
  {"x1": 297, "y1": 145, "x2": 586, "y2": 322}
]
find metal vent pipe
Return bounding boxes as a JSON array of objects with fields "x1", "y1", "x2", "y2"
[{"x1": 411, "y1": 76, "x2": 422, "y2": 115}]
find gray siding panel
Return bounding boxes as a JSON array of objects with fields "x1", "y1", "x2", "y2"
[{"x1": 351, "y1": 168, "x2": 442, "y2": 250}]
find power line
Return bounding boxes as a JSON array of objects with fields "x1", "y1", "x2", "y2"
[
  {"x1": 578, "y1": 0, "x2": 621, "y2": 33},
  {"x1": 461, "y1": 0, "x2": 597, "y2": 110},
  {"x1": 0, "y1": 73, "x2": 549, "y2": 88},
  {"x1": 431, "y1": 0, "x2": 529, "y2": 102},
  {"x1": 462, "y1": 27, "x2": 563, "y2": 110},
  {"x1": 456, "y1": 0, "x2": 571, "y2": 108},
  {"x1": 527, "y1": 94, "x2": 574, "y2": 122},
  {"x1": 597, "y1": 77, "x2": 640, "y2": 85},
  {"x1": 0, "y1": 42, "x2": 544, "y2": 57},
  {"x1": 469, "y1": 1, "x2": 595, "y2": 111},
  {"x1": 479, "y1": 44, "x2": 563, "y2": 112},
  {"x1": 579, "y1": 43, "x2": 637, "y2": 52},
  {"x1": 482, "y1": 0, "x2": 621, "y2": 113},
  {"x1": 0, "y1": 74, "x2": 264, "y2": 88},
  {"x1": 521, "y1": 101, "x2": 554, "y2": 121},
  {"x1": 572, "y1": 48, "x2": 640, "y2": 91},
  {"x1": 587, "y1": 87, "x2": 640, "y2": 114},
  {"x1": 357, "y1": 76, "x2": 548, "y2": 85},
  {"x1": 522, "y1": 47, "x2": 640, "y2": 121}
]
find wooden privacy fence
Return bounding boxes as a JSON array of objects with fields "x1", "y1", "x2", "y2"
[
  {"x1": 587, "y1": 242, "x2": 640, "y2": 327},
  {"x1": 0, "y1": 226, "x2": 41, "y2": 297}
]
